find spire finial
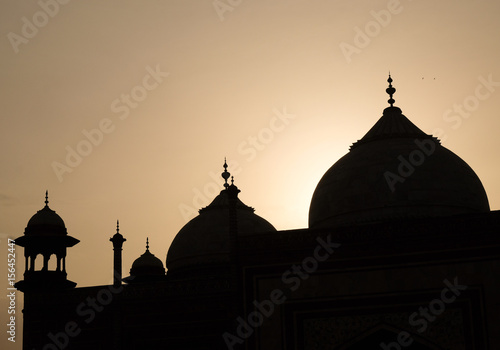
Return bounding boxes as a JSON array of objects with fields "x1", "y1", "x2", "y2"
[
  {"x1": 386, "y1": 73, "x2": 396, "y2": 107},
  {"x1": 116, "y1": 220, "x2": 119, "y2": 233},
  {"x1": 226, "y1": 175, "x2": 241, "y2": 198},
  {"x1": 44, "y1": 190, "x2": 49, "y2": 206},
  {"x1": 146, "y1": 237, "x2": 149, "y2": 251},
  {"x1": 222, "y1": 157, "x2": 231, "y2": 189}
]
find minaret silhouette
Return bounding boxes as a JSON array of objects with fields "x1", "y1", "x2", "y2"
[{"x1": 110, "y1": 220, "x2": 126, "y2": 288}]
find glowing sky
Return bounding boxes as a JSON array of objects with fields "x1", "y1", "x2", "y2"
[{"x1": 2, "y1": 1, "x2": 500, "y2": 347}]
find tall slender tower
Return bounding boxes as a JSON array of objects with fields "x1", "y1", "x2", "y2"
[{"x1": 110, "y1": 220, "x2": 126, "y2": 287}]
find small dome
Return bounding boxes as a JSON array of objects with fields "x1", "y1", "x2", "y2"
[
  {"x1": 166, "y1": 163, "x2": 276, "y2": 273},
  {"x1": 309, "y1": 77, "x2": 490, "y2": 228},
  {"x1": 126, "y1": 239, "x2": 165, "y2": 283},
  {"x1": 25, "y1": 192, "x2": 67, "y2": 236}
]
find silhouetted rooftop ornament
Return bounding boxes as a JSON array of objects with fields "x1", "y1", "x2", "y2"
[
  {"x1": 222, "y1": 158, "x2": 230, "y2": 189},
  {"x1": 200, "y1": 171, "x2": 246, "y2": 214},
  {"x1": 227, "y1": 176, "x2": 241, "y2": 199},
  {"x1": 349, "y1": 75, "x2": 436, "y2": 149},
  {"x1": 116, "y1": 220, "x2": 120, "y2": 233},
  {"x1": 45, "y1": 190, "x2": 49, "y2": 207},
  {"x1": 146, "y1": 237, "x2": 149, "y2": 251},
  {"x1": 386, "y1": 73, "x2": 396, "y2": 107}
]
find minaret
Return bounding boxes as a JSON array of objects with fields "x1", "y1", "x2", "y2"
[{"x1": 110, "y1": 220, "x2": 126, "y2": 288}]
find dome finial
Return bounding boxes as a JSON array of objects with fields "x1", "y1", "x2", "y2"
[
  {"x1": 222, "y1": 157, "x2": 231, "y2": 189},
  {"x1": 386, "y1": 73, "x2": 396, "y2": 107},
  {"x1": 146, "y1": 237, "x2": 149, "y2": 251},
  {"x1": 44, "y1": 190, "x2": 49, "y2": 207},
  {"x1": 116, "y1": 220, "x2": 119, "y2": 233},
  {"x1": 226, "y1": 175, "x2": 241, "y2": 198}
]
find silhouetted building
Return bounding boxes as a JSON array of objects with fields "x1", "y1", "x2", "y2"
[{"x1": 15, "y1": 77, "x2": 500, "y2": 349}]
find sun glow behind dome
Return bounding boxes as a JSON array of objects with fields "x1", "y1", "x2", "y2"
[{"x1": 309, "y1": 77, "x2": 490, "y2": 228}]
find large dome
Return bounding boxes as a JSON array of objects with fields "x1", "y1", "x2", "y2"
[
  {"x1": 166, "y1": 165, "x2": 276, "y2": 273},
  {"x1": 309, "y1": 78, "x2": 489, "y2": 228}
]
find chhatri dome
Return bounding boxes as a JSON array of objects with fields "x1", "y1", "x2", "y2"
[
  {"x1": 166, "y1": 160, "x2": 276, "y2": 273},
  {"x1": 125, "y1": 238, "x2": 165, "y2": 283},
  {"x1": 25, "y1": 191, "x2": 67, "y2": 236},
  {"x1": 309, "y1": 75, "x2": 490, "y2": 228}
]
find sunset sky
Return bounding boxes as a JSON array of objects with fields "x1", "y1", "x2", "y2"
[{"x1": 2, "y1": 1, "x2": 500, "y2": 347}]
